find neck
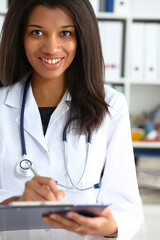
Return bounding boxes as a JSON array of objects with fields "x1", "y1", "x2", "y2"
[{"x1": 31, "y1": 75, "x2": 67, "y2": 107}]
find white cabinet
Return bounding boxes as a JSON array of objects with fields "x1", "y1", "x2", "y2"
[{"x1": 89, "y1": 0, "x2": 160, "y2": 148}]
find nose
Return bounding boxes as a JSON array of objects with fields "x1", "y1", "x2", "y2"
[{"x1": 42, "y1": 34, "x2": 60, "y2": 54}]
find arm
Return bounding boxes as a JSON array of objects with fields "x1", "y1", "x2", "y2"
[
  {"x1": 0, "y1": 176, "x2": 65, "y2": 205},
  {"x1": 0, "y1": 196, "x2": 20, "y2": 205},
  {"x1": 97, "y1": 92, "x2": 143, "y2": 239}
]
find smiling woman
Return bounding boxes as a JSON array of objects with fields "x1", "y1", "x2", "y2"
[
  {"x1": 0, "y1": 0, "x2": 143, "y2": 240},
  {"x1": 23, "y1": 6, "x2": 77, "y2": 106}
]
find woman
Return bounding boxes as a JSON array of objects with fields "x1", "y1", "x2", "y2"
[{"x1": 0, "y1": 0, "x2": 143, "y2": 239}]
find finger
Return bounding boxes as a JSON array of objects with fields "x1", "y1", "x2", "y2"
[
  {"x1": 24, "y1": 177, "x2": 57, "y2": 201},
  {"x1": 33, "y1": 176, "x2": 65, "y2": 201},
  {"x1": 42, "y1": 214, "x2": 87, "y2": 235},
  {"x1": 56, "y1": 190, "x2": 66, "y2": 201},
  {"x1": 67, "y1": 209, "x2": 117, "y2": 237},
  {"x1": 42, "y1": 214, "x2": 78, "y2": 230},
  {"x1": 67, "y1": 212, "x2": 110, "y2": 235},
  {"x1": 100, "y1": 207, "x2": 112, "y2": 219},
  {"x1": 20, "y1": 189, "x2": 47, "y2": 201},
  {"x1": 66, "y1": 211, "x2": 97, "y2": 228}
]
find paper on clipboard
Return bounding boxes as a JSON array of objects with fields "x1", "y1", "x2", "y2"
[
  {"x1": 0, "y1": 202, "x2": 110, "y2": 231},
  {"x1": 9, "y1": 201, "x2": 75, "y2": 206}
]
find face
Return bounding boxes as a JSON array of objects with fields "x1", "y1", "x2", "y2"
[{"x1": 24, "y1": 5, "x2": 77, "y2": 84}]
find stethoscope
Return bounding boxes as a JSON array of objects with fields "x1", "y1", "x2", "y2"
[{"x1": 15, "y1": 77, "x2": 101, "y2": 191}]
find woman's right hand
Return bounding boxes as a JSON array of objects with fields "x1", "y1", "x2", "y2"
[{"x1": 19, "y1": 176, "x2": 65, "y2": 201}]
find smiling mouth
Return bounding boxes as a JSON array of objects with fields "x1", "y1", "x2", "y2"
[{"x1": 40, "y1": 57, "x2": 62, "y2": 64}]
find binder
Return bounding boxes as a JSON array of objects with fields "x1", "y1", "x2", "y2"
[
  {"x1": 133, "y1": 0, "x2": 160, "y2": 16},
  {"x1": 98, "y1": 21, "x2": 123, "y2": 80},
  {"x1": 99, "y1": 0, "x2": 106, "y2": 12},
  {"x1": 106, "y1": 0, "x2": 114, "y2": 12},
  {"x1": 158, "y1": 24, "x2": 160, "y2": 79},
  {"x1": 0, "y1": 202, "x2": 108, "y2": 231},
  {"x1": 0, "y1": 0, "x2": 8, "y2": 12},
  {"x1": 89, "y1": 0, "x2": 99, "y2": 14},
  {"x1": 114, "y1": 0, "x2": 129, "y2": 15},
  {"x1": 144, "y1": 23, "x2": 158, "y2": 80},
  {"x1": 131, "y1": 23, "x2": 145, "y2": 80}
]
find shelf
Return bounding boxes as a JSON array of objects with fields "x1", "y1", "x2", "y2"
[
  {"x1": 133, "y1": 141, "x2": 160, "y2": 149},
  {"x1": 105, "y1": 78, "x2": 126, "y2": 84},
  {"x1": 133, "y1": 15, "x2": 160, "y2": 21},
  {"x1": 0, "y1": 11, "x2": 6, "y2": 15},
  {"x1": 97, "y1": 13, "x2": 160, "y2": 22},
  {"x1": 130, "y1": 80, "x2": 160, "y2": 85},
  {"x1": 97, "y1": 12, "x2": 127, "y2": 20}
]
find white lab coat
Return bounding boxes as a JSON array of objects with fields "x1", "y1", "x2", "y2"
[{"x1": 0, "y1": 74, "x2": 143, "y2": 240}]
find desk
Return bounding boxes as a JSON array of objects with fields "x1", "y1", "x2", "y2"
[{"x1": 133, "y1": 142, "x2": 160, "y2": 158}]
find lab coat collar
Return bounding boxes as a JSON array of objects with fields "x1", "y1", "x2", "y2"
[
  {"x1": 4, "y1": 74, "x2": 71, "y2": 152},
  {"x1": 5, "y1": 73, "x2": 72, "y2": 109},
  {"x1": 5, "y1": 73, "x2": 30, "y2": 109}
]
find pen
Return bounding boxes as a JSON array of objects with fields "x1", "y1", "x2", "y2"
[
  {"x1": 29, "y1": 165, "x2": 58, "y2": 184},
  {"x1": 29, "y1": 166, "x2": 51, "y2": 190},
  {"x1": 29, "y1": 165, "x2": 39, "y2": 176}
]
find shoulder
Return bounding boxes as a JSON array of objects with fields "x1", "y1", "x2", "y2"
[
  {"x1": 104, "y1": 84, "x2": 128, "y2": 117},
  {"x1": 0, "y1": 85, "x2": 10, "y2": 104},
  {"x1": 0, "y1": 74, "x2": 29, "y2": 105},
  {"x1": 104, "y1": 84, "x2": 126, "y2": 106}
]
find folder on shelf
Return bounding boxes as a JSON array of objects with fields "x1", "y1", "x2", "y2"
[
  {"x1": 131, "y1": 23, "x2": 145, "y2": 80},
  {"x1": 99, "y1": 0, "x2": 106, "y2": 12},
  {"x1": 89, "y1": 0, "x2": 99, "y2": 14},
  {"x1": 133, "y1": 0, "x2": 160, "y2": 16},
  {"x1": 114, "y1": 0, "x2": 129, "y2": 15},
  {"x1": 0, "y1": 0, "x2": 8, "y2": 12},
  {"x1": 106, "y1": 0, "x2": 114, "y2": 12},
  {"x1": 0, "y1": 201, "x2": 108, "y2": 231},
  {"x1": 98, "y1": 21, "x2": 123, "y2": 80},
  {"x1": 144, "y1": 23, "x2": 158, "y2": 80},
  {"x1": 158, "y1": 24, "x2": 160, "y2": 80}
]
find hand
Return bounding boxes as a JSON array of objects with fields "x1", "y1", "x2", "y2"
[
  {"x1": 42, "y1": 207, "x2": 118, "y2": 237},
  {"x1": 19, "y1": 176, "x2": 65, "y2": 201}
]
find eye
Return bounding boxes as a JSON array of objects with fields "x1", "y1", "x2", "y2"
[
  {"x1": 31, "y1": 30, "x2": 43, "y2": 36},
  {"x1": 60, "y1": 31, "x2": 71, "y2": 37}
]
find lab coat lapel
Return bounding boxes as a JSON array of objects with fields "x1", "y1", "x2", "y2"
[
  {"x1": 22, "y1": 82, "x2": 48, "y2": 151},
  {"x1": 44, "y1": 91, "x2": 71, "y2": 142},
  {"x1": 48, "y1": 91, "x2": 70, "y2": 126},
  {"x1": 5, "y1": 79, "x2": 48, "y2": 152}
]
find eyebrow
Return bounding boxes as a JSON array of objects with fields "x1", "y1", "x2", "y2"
[{"x1": 27, "y1": 24, "x2": 75, "y2": 29}]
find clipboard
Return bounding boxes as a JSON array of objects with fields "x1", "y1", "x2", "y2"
[{"x1": 0, "y1": 201, "x2": 109, "y2": 231}]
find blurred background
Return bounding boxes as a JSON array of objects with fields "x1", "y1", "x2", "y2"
[{"x1": 1, "y1": 0, "x2": 160, "y2": 239}]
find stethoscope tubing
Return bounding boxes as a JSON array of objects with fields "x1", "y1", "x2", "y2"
[
  {"x1": 16, "y1": 77, "x2": 101, "y2": 190},
  {"x1": 20, "y1": 78, "x2": 30, "y2": 156}
]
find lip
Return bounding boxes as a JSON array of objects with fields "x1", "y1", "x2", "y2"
[{"x1": 39, "y1": 57, "x2": 64, "y2": 70}]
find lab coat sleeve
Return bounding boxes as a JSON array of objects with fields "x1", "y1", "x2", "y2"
[
  {"x1": 0, "y1": 190, "x2": 20, "y2": 203},
  {"x1": 0, "y1": 87, "x2": 20, "y2": 204},
  {"x1": 97, "y1": 92, "x2": 143, "y2": 240}
]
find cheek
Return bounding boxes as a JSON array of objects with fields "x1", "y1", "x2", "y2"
[
  {"x1": 24, "y1": 41, "x2": 40, "y2": 64},
  {"x1": 24, "y1": 41, "x2": 33, "y2": 62},
  {"x1": 68, "y1": 41, "x2": 77, "y2": 59}
]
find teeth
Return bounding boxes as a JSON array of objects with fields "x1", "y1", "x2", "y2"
[{"x1": 41, "y1": 58, "x2": 61, "y2": 64}]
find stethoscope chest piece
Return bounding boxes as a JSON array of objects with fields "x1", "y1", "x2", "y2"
[{"x1": 15, "y1": 156, "x2": 35, "y2": 177}]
